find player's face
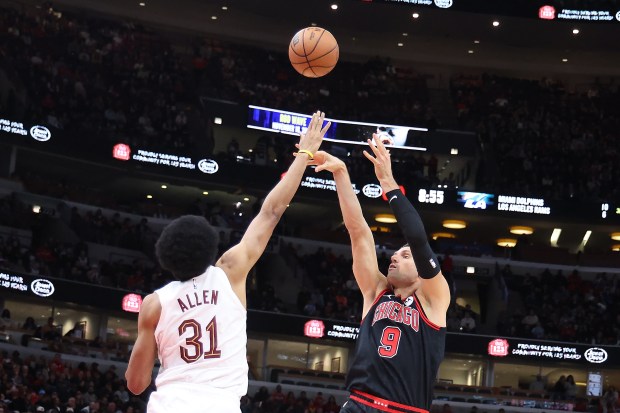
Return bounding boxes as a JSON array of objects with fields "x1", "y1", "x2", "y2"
[{"x1": 387, "y1": 246, "x2": 418, "y2": 287}]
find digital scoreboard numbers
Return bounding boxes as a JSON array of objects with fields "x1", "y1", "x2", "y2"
[
  {"x1": 600, "y1": 203, "x2": 620, "y2": 220},
  {"x1": 418, "y1": 189, "x2": 444, "y2": 204}
]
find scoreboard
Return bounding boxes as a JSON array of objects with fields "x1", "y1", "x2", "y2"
[{"x1": 414, "y1": 188, "x2": 619, "y2": 222}]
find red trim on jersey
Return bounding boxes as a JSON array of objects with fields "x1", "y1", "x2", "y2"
[
  {"x1": 361, "y1": 289, "x2": 392, "y2": 324},
  {"x1": 412, "y1": 294, "x2": 441, "y2": 331},
  {"x1": 351, "y1": 390, "x2": 430, "y2": 413}
]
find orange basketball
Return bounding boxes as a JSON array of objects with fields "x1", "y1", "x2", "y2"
[{"x1": 289, "y1": 27, "x2": 339, "y2": 78}]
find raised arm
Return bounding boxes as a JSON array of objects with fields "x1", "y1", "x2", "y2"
[
  {"x1": 216, "y1": 112, "x2": 330, "y2": 305},
  {"x1": 307, "y1": 151, "x2": 388, "y2": 318},
  {"x1": 364, "y1": 135, "x2": 450, "y2": 320},
  {"x1": 126, "y1": 293, "x2": 160, "y2": 395}
]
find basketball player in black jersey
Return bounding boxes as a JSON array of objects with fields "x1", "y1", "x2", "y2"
[{"x1": 304, "y1": 135, "x2": 450, "y2": 413}]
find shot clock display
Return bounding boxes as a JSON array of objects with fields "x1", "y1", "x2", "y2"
[{"x1": 418, "y1": 189, "x2": 444, "y2": 204}]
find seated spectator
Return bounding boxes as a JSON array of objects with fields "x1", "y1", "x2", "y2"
[
  {"x1": 552, "y1": 375, "x2": 567, "y2": 401},
  {"x1": 0, "y1": 309, "x2": 11, "y2": 330},
  {"x1": 529, "y1": 374, "x2": 546, "y2": 392},
  {"x1": 521, "y1": 309, "x2": 539, "y2": 331},
  {"x1": 602, "y1": 386, "x2": 618, "y2": 413},
  {"x1": 565, "y1": 375, "x2": 577, "y2": 401},
  {"x1": 64, "y1": 323, "x2": 85, "y2": 339},
  {"x1": 460, "y1": 311, "x2": 476, "y2": 333},
  {"x1": 323, "y1": 395, "x2": 340, "y2": 413},
  {"x1": 531, "y1": 323, "x2": 545, "y2": 339},
  {"x1": 269, "y1": 384, "x2": 286, "y2": 411},
  {"x1": 39, "y1": 317, "x2": 61, "y2": 341},
  {"x1": 441, "y1": 404, "x2": 453, "y2": 413}
]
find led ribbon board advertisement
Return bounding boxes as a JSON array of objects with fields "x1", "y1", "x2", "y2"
[
  {"x1": 445, "y1": 334, "x2": 620, "y2": 367},
  {"x1": 0, "y1": 117, "x2": 52, "y2": 143},
  {"x1": 112, "y1": 143, "x2": 220, "y2": 176},
  {"x1": 248, "y1": 105, "x2": 428, "y2": 151},
  {"x1": 363, "y1": 0, "x2": 620, "y2": 23},
  {"x1": 485, "y1": 337, "x2": 617, "y2": 366}
]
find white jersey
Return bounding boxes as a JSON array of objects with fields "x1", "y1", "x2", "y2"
[{"x1": 150, "y1": 265, "x2": 247, "y2": 411}]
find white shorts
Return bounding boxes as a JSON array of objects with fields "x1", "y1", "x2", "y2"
[{"x1": 147, "y1": 383, "x2": 241, "y2": 413}]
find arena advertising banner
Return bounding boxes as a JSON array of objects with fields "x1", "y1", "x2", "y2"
[
  {"x1": 446, "y1": 334, "x2": 620, "y2": 366},
  {"x1": 0, "y1": 113, "x2": 614, "y2": 221},
  {"x1": 0, "y1": 271, "x2": 56, "y2": 297},
  {"x1": 363, "y1": 0, "x2": 620, "y2": 23},
  {"x1": 248, "y1": 311, "x2": 360, "y2": 343},
  {"x1": 0, "y1": 270, "x2": 143, "y2": 314},
  {"x1": 111, "y1": 143, "x2": 221, "y2": 176},
  {"x1": 247, "y1": 105, "x2": 428, "y2": 151},
  {"x1": 0, "y1": 117, "x2": 53, "y2": 144}
]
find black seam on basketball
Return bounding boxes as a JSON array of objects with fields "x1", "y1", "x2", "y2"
[
  {"x1": 289, "y1": 43, "x2": 305, "y2": 58},
  {"x1": 301, "y1": 28, "x2": 318, "y2": 77},
  {"x1": 301, "y1": 65, "x2": 336, "y2": 68},
  {"x1": 305, "y1": 29, "x2": 326, "y2": 56},
  {"x1": 302, "y1": 67, "x2": 317, "y2": 78},
  {"x1": 305, "y1": 45, "x2": 338, "y2": 63}
]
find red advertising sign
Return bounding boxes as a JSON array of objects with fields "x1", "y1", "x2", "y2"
[
  {"x1": 113, "y1": 143, "x2": 131, "y2": 161},
  {"x1": 304, "y1": 320, "x2": 325, "y2": 338},
  {"x1": 122, "y1": 293, "x2": 142, "y2": 313},
  {"x1": 539, "y1": 5, "x2": 556, "y2": 20},
  {"x1": 488, "y1": 338, "x2": 510, "y2": 356}
]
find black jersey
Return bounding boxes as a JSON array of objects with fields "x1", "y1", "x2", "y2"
[{"x1": 345, "y1": 289, "x2": 446, "y2": 410}]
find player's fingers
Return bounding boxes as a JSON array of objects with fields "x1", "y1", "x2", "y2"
[
  {"x1": 294, "y1": 143, "x2": 300, "y2": 149},
  {"x1": 312, "y1": 111, "x2": 320, "y2": 132},
  {"x1": 317, "y1": 112, "x2": 325, "y2": 132},
  {"x1": 363, "y1": 150, "x2": 377, "y2": 164},
  {"x1": 373, "y1": 135, "x2": 390, "y2": 161},
  {"x1": 367, "y1": 138, "x2": 380, "y2": 156},
  {"x1": 373, "y1": 134, "x2": 388, "y2": 155},
  {"x1": 320, "y1": 121, "x2": 331, "y2": 135},
  {"x1": 307, "y1": 113, "x2": 316, "y2": 132}
]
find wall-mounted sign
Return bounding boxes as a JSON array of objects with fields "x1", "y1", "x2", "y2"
[
  {"x1": 304, "y1": 320, "x2": 325, "y2": 338},
  {"x1": 488, "y1": 338, "x2": 509, "y2": 356},
  {"x1": 122, "y1": 293, "x2": 143, "y2": 313},
  {"x1": 0, "y1": 272, "x2": 55, "y2": 297}
]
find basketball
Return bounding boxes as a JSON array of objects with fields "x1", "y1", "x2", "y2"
[{"x1": 288, "y1": 27, "x2": 339, "y2": 78}]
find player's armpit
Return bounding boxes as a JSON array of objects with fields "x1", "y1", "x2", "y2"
[
  {"x1": 126, "y1": 293, "x2": 160, "y2": 395},
  {"x1": 418, "y1": 273, "x2": 451, "y2": 327}
]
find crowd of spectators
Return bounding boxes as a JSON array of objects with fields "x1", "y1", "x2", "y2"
[
  {"x1": 245, "y1": 385, "x2": 341, "y2": 413},
  {"x1": 0, "y1": 350, "x2": 146, "y2": 413},
  {"x1": 0, "y1": 2, "x2": 434, "y2": 158},
  {"x1": 6, "y1": 183, "x2": 618, "y2": 345},
  {"x1": 497, "y1": 265, "x2": 620, "y2": 345},
  {"x1": 0, "y1": 4, "x2": 200, "y2": 153},
  {"x1": 451, "y1": 74, "x2": 620, "y2": 201},
  {"x1": 0, "y1": 347, "x2": 342, "y2": 413}
]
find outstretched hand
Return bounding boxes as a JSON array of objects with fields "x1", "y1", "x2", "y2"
[
  {"x1": 294, "y1": 146, "x2": 345, "y2": 173},
  {"x1": 297, "y1": 111, "x2": 331, "y2": 155},
  {"x1": 363, "y1": 133, "x2": 399, "y2": 192}
]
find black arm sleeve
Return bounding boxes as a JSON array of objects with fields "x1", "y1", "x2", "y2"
[{"x1": 386, "y1": 189, "x2": 440, "y2": 279}]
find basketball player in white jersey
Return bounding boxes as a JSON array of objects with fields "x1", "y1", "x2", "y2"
[{"x1": 125, "y1": 112, "x2": 331, "y2": 412}]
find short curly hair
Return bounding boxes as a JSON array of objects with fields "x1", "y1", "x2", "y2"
[{"x1": 155, "y1": 215, "x2": 219, "y2": 281}]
